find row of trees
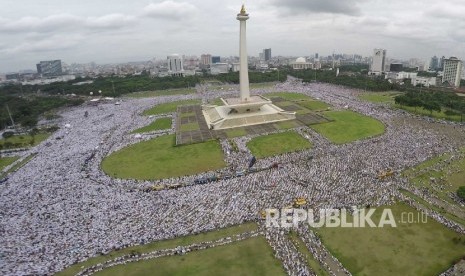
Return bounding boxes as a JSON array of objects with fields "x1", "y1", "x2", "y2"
[
  {"x1": 394, "y1": 91, "x2": 465, "y2": 119},
  {"x1": 0, "y1": 95, "x2": 83, "y2": 129}
]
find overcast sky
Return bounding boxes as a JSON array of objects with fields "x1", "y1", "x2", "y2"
[{"x1": 1, "y1": 0, "x2": 464, "y2": 73}]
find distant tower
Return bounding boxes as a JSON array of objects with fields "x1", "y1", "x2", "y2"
[
  {"x1": 237, "y1": 4, "x2": 250, "y2": 102},
  {"x1": 442, "y1": 57, "x2": 463, "y2": 87},
  {"x1": 167, "y1": 54, "x2": 184, "y2": 77},
  {"x1": 371, "y1": 49, "x2": 386, "y2": 75}
]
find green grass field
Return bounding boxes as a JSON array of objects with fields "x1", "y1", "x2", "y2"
[
  {"x1": 267, "y1": 92, "x2": 312, "y2": 101},
  {"x1": 101, "y1": 134, "x2": 225, "y2": 180},
  {"x1": 247, "y1": 131, "x2": 312, "y2": 158},
  {"x1": 180, "y1": 122, "x2": 200, "y2": 132},
  {"x1": 297, "y1": 100, "x2": 331, "y2": 111},
  {"x1": 275, "y1": 120, "x2": 301, "y2": 130},
  {"x1": 127, "y1": 88, "x2": 195, "y2": 98},
  {"x1": 131, "y1": 118, "x2": 172, "y2": 133},
  {"x1": 94, "y1": 236, "x2": 285, "y2": 276},
  {"x1": 0, "y1": 157, "x2": 19, "y2": 171},
  {"x1": 316, "y1": 203, "x2": 465, "y2": 276},
  {"x1": 225, "y1": 128, "x2": 247, "y2": 138},
  {"x1": 0, "y1": 133, "x2": 50, "y2": 149},
  {"x1": 310, "y1": 110, "x2": 385, "y2": 144},
  {"x1": 250, "y1": 82, "x2": 278, "y2": 89},
  {"x1": 358, "y1": 91, "x2": 401, "y2": 104},
  {"x1": 143, "y1": 100, "x2": 201, "y2": 115},
  {"x1": 57, "y1": 223, "x2": 258, "y2": 276}
]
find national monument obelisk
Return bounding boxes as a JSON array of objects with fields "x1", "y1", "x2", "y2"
[
  {"x1": 237, "y1": 5, "x2": 250, "y2": 102},
  {"x1": 201, "y1": 5, "x2": 296, "y2": 130}
]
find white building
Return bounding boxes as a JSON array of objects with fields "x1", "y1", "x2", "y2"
[
  {"x1": 412, "y1": 76, "x2": 437, "y2": 87},
  {"x1": 210, "y1": 63, "x2": 229, "y2": 75},
  {"x1": 370, "y1": 49, "x2": 386, "y2": 75},
  {"x1": 167, "y1": 54, "x2": 184, "y2": 77},
  {"x1": 291, "y1": 57, "x2": 313, "y2": 70},
  {"x1": 442, "y1": 57, "x2": 463, "y2": 87}
]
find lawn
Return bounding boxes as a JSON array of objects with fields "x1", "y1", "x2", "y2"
[
  {"x1": 0, "y1": 133, "x2": 50, "y2": 149},
  {"x1": 297, "y1": 100, "x2": 331, "y2": 111},
  {"x1": 127, "y1": 88, "x2": 195, "y2": 98},
  {"x1": 94, "y1": 236, "x2": 285, "y2": 276},
  {"x1": 57, "y1": 223, "x2": 258, "y2": 276},
  {"x1": 101, "y1": 134, "x2": 225, "y2": 180},
  {"x1": 247, "y1": 131, "x2": 312, "y2": 158},
  {"x1": 310, "y1": 110, "x2": 385, "y2": 144},
  {"x1": 225, "y1": 128, "x2": 247, "y2": 138},
  {"x1": 131, "y1": 118, "x2": 172, "y2": 133},
  {"x1": 143, "y1": 100, "x2": 201, "y2": 115},
  {"x1": 358, "y1": 91, "x2": 401, "y2": 104},
  {"x1": 0, "y1": 157, "x2": 19, "y2": 171},
  {"x1": 250, "y1": 82, "x2": 278, "y2": 89},
  {"x1": 274, "y1": 120, "x2": 300, "y2": 130},
  {"x1": 267, "y1": 92, "x2": 312, "y2": 101},
  {"x1": 316, "y1": 203, "x2": 465, "y2": 276},
  {"x1": 180, "y1": 122, "x2": 200, "y2": 132}
]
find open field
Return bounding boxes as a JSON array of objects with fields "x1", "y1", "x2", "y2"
[
  {"x1": 250, "y1": 82, "x2": 278, "y2": 89},
  {"x1": 143, "y1": 100, "x2": 201, "y2": 115},
  {"x1": 225, "y1": 128, "x2": 247, "y2": 138},
  {"x1": 131, "y1": 118, "x2": 172, "y2": 133},
  {"x1": 316, "y1": 203, "x2": 465, "y2": 276},
  {"x1": 247, "y1": 131, "x2": 312, "y2": 158},
  {"x1": 310, "y1": 110, "x2": 385, "y2": 144},
  {"x1": 101, "y1": 134, "x2": 225, "y2": 180},
  {"x1": 94, "y1": 236, "x2": 285, "y2": 276},
  {"x1": 0, "y1": 157, "x2": 19, "y2": 171},
  {"x1": 358, "y1": 91, "x2": 401, "y2": 104},
  {"x1": 267, "y1": 92, "x2": 312, "y2": 101},
  {"x1": 396, "y1": 105, "x2": 463, "y2": 122},
  {"x1": 0, "y1": 133, "x2": 50, "y2": 149},
  {"x1": 127, "y1": 88, "x2": 196, "y2": 98},
  {"x1": 57, "y1": 223, "x2": 258, "y2": 276},
  {"x1": 297, "y1": 100, "x2": 331, "y2": 111}
]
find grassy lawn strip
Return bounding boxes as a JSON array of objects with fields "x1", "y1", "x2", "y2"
[
  {"x1": 311, "y1": 110, "x2": 385, "y2": 144},
  {"x1": 102, "y1": 134, "x2": 225, "y2": 180},
  {"x1": 396, "y1": 105, "x2": 463, "y2": 122},
  {"x1": 180, "y1": 123, "x2": 200, "y2": 132},
  {"x1": 0, "y1": 156, "x2": 19, "y2": 171},
  {"x1": 275, "y1": 120, "x2": 300, "y2": 130},
  {"x1": 267, "y1": 92, "x2": 312, "y2": 101},
  {"x1": 57, "y1": 223, "x2": 258, "y2": 276},
  {"x1": 225, "y1": 128, "x2": 247, "y2": 138},
  {"x1": 247, "y1": 131, "x2": 312, "y2": 158},
  {"x1": 400, "y1": 189, "x2": 465, "y2": 227},
  {"x1": 315, "y1": 202, "x2": 465, "y2": 276},
  {"x1": 288, "y1": 231, "x2": 329, "y2": 276},
  {"x1": 0, "y1": 133, "x2": 51, "y2": 149},
  {"x1": 358, "y1": 91, "x2": 401, "y2": 104},
  {"x1": 131, "y1": 118, "x2": 172, "y2": 133},
  {"x1": 127, "y1": 88, "x2": 195, "y2": 98},
  {"x1": 143, "y1": 100, "x2": 200, "y2": 115},
  {"x1": 94, "y1": 236, "x2": 285, "y2": 276},
  {"x1": 297, "y1": 100, "x2": 331, "y2": 111}
]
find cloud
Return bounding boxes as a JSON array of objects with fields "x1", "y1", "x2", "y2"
[
  {"x1": 0, "y1": 13, "x2": 136, "y2": 34},
  {"x1": 269, "y1": 0, "x2": 365, "y2": 16},
  {"x1": 143, "y1": 1, "x2": 199, "y2": 20},
  {"x1": 0, "y1": 34, "x2": 83, "y2": 55}
]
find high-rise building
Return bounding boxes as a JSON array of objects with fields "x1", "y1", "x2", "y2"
[
  {"x1": 370, "y1": 49, "x2": 386, "y2": 75},
  {"x1": 439, "y1": 56, "x2": 445, "y2": 70},
  {"x1": 442, "y1": 57, "x2": 463, "y2": 87},
  {"x1": 211, "y1": 56, "x2": 221, "y2": 64},
  {"x1": 430, "y1": 56, "x2": 439, "y2": 71},
  {"x1": 200, "y1": 54, "x2": 212, "y2": 66},
  {"x1": 36, "y1": 60, "x2": 63, "y2": 77},
  {"x1": 263, "y1": 48, "x2": 271, "y2": 61},
  {"x1": 167, "y1": 54, "x2": 184, "y2": 77}
]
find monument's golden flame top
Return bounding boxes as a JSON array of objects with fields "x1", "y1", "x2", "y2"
[{"x1": 240, "y1": 4, "x2": 247, "y2": 15}]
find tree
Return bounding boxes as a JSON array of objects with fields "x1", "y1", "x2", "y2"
[{"x1": 457, "y1": 186, "x2": 465, "y2": 201}]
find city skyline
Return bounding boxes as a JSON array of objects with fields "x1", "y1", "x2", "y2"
[{"x1": 0, "y1": 0, "x2": 464, "y2": 73}]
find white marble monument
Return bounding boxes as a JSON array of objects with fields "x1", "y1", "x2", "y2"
[{"x1": 202, "y1": 5, "x2": 295, "y2": 130}]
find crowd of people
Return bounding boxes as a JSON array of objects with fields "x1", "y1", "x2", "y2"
[{"x1": 1, "y1": 79, "x2": 464, "y2": 275}]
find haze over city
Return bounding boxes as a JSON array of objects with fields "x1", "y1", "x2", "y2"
[{"x1": 1, "y1": 0, "x2": 464, "y2": 73}]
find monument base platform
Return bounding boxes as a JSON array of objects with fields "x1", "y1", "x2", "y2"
[{"x1": 202, "y1": 95, "x2": 296, "y2": 130}]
